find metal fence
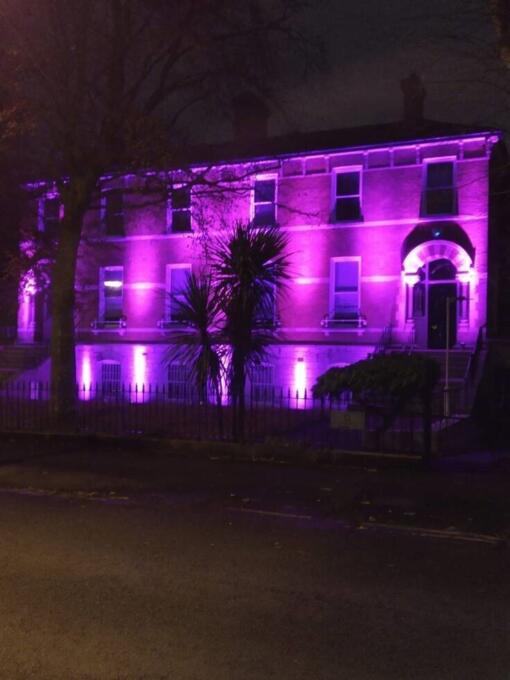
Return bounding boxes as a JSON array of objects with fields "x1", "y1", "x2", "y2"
[{"x1": 0, "y1": 381, "x2": 469, "y2": 456}]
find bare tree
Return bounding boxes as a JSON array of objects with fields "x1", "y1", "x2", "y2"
[{"x1": 0, "y1": 0, "x2": 319, "y2": 420}]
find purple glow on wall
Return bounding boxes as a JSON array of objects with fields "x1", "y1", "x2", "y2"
[
  {"x1": 79, "y1": 350, "x2": 93, "y2": 400},
  {"x1": 132, "y1": 345, "x2": 147, "y2": 401},
  {"x1": 104, "y1": 280, "x2": 123, "y2": 289},
  {"x1": 295, "y1": 277, "x2": 316, "y2": 285},
  {"x1": 293, "y1": 356, "x2": 307, "y2": 401},
  {"x1": 17, "y1": 294, "x2": 33, "y2": 342},
  {"x1": 130, "y1": 286, "x2": 156, "y2": 323},
  {"x1": 63, "y1": 130, "x2": 494, "y2": 400},
  {"x1": 17, "y1": 271, "x2": 37, "y2": 343},
  {"x1": 21, "y1": 271, "x2": 37, "y2": 295}
]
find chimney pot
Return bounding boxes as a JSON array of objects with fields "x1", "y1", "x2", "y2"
[
  {"x1": 232, "y1": 92, "x2": 269, "y2": 143},
  {"x1": 400, "y1": 72, "x2": 426, "y2": 125}
]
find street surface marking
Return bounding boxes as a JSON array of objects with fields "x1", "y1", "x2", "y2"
[
  {"x1": 228, "y1": 507, "x2": 312, "y2": 520},
  {"x1": 359, "y1": 521, "x2": 505, "y2": 545}
]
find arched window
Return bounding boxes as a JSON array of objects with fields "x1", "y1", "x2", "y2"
[{"x1": 428, "y1": 258, "x2": 456, "y2": 281}]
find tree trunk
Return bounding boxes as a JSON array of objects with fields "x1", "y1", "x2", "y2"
[
  {"x1": 238, "y1": 374, "x2": 246, "y2": 442},
  {"x1": 231, "y1": 352, "x2": 247, "y2": 442},
  {"x1": 214, "y1": 380, "x2": 224, "y2": 440},
  {"x1": 50, "y1": 175, "x2": 96, "y2": 424}
]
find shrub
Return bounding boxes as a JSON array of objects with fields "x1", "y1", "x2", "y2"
[{"x1": 313, "y1": 353, "x2": 440, "y2": 403}]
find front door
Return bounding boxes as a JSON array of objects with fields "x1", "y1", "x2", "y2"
[{"x1": 428, "y1": 282, "x2": 457, "y2": 349}]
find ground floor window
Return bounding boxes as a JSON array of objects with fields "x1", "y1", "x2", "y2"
[
  {"x1": 250, "y1": 363, "x2": 275, "y2": 403},
  {"x1": 167, "y1": 363, "x2": 190, "y2": 400},
  {"x1": 101, "y1": 361, "x2": 122, "y2": 397}
]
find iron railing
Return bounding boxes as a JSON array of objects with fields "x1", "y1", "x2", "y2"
[{"x1": 0, "y1": 381, "x2": 470, "y2": 456}]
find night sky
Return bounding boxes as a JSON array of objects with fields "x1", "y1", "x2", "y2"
[{"x1": 275, "y1": 0, "x2": 506, "y2": 135}]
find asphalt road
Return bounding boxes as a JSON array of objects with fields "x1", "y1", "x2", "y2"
[{"x1": 0, "y1": 489, "x2": 509, "y2": 680}]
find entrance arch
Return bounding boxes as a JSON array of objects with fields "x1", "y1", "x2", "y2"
[{"x1": 402, "y1": 240, "x2": 473, "y2": 349}]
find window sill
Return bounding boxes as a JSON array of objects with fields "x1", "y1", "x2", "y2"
[
  {"x1": 255, "y1": 318, "x2": 282, "y2": 330},
  {"x1": 420, "y1": 211, "x2": 458, "y2": 219},
  {"x1": 157, "y1": 319, "x2": 193, "y2": 331},
  {"x1": 166, "y1": 228, "x2": 193, "y2": 236},
  {"x1": 321, "y1": 314, "x2": 367, "y2": 329},
  {"x1": 91, "y1": 318, "x2": 127, "y2": 332},
  {"x1": 331, "y1": 217, "x2": 364, "y2": 225},
  {"x1": 251, "y1": 222, "x2": 279, "y2": 229}
]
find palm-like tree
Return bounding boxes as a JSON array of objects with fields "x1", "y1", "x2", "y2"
[
  {"x1": 212, "y1": 222, "x2": 290, "y2": 439},
  {"x1": 165, "y1": 272, "x2": 224, "y2": 435}
]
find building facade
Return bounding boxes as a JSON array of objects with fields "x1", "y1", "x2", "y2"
[{"x1": 17, "y1": 120, "x2": 502, "y2": 398}]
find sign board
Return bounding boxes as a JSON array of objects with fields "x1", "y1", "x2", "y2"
[{"x1": 331, "y1": 409, "x2": 366, "y2": 430}]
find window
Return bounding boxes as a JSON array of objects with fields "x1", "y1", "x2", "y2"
[
  {"x1": 412, "y1": 282, "x2": 425, "y2": 317},
  {"x1": 251, "y1": 363, "x2": 274, "y2": 403},
  {"x1": 330, "y1": 258, "x2": 360, "y2": 320},
  {"x1": 167, "y1": 363, "x2": 190, "y2": 400},
  {"x1": 39, "y1": 196, "x2": 60, "y2": 236},
  {"x1": 100, "y1": 267, "x2": 124, "y2": 322},
  {"x1": 102, "y1": 189, "x2": 124, "y2": 236},
  {"x1": 423, "y1": 161, "x2": 456, "y2": 216},
  {"x1": 169, "y1": 185, "x2": 191, "y2": 232},
  {"x1": 252, "y1": 176, "x2": 276, "y2": 227},
  {"x1": 101, "y1": 361, "x2": 121, "y2": 397},
  {"x1": 166, "y1": 265, "x2": 191, "y2": 322},
  {"x1": 255, "y1": 284, "x2": 277, "y2": 327},
  {"x1": 334, "y1": 170, "x2": 362, "y2": 222},
  {"x1": 428, "y1": 258, "x2": 456, "y2": 280}
]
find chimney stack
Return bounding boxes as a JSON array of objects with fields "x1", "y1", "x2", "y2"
[
  {"x1": 232, "y1": 92, "x2": 269, "y2": 143},
  {"x1": 400, "y1": 72, "x2": 426, "y2": 125}
]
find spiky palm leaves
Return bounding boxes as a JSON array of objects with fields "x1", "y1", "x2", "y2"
[
  {"x1": 168, "y1": 222, "x2": 290, "y2": 439},
  {"x1": 165, "y1": 272, "x2": 223, "y2": 406},
  {"x1": 212, "y1": 222, "x2": 290, "y2": 438}
]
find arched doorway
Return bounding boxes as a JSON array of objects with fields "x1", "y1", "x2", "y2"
[
  {"x1": 402, "y1": 240, "x2": 473, "y2": 349},
  {"x1": 414, "y1": 259, "x2": 457, "y2": 349}
]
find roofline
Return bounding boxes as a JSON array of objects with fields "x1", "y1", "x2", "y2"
[
  {"x1": 187, "y1": 129, "x2": 503, "y2": 170},
  {"x1": 26, "y1": 128, "x2": 503, "y2": 188}
]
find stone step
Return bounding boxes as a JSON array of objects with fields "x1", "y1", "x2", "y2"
[{"x1": 399, "y1": 350, "x2": 472, "y2": 381}]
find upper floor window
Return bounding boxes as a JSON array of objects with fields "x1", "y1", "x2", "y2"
[
  {"x1": 255, "y1": 284, "x2": 278, "y2": 327},
  {"x1": 330, "y1": 258, "x2": 360, "y2": 320},
  {"x1": 422, "y1": 161, "x2": 456, "y2": 216},
  {"x1": 252, "y1": 176, "x2": 276, "y2": 227},
  {"x1": 100, "y1": 267, "x2": 124, "y2": 322},
  {"x1": 39, "y1": 196, "x2": 60, "y2": 236},
  {"x1": 334, "y1": 170, "x2": 362, "y2": 222},
  {"x1": 166, "y1": 264, "x2": 191, "y2": 322},
  {"x1": 169, "y1": 185, "x2": 191, "y2": 233},
  {"x1": 102, "y1": 189, "x2": 124, "y2": 236}
]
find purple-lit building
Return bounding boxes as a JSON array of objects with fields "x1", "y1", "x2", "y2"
[{"x1": 15, "y1": 106, "x2": 504, "y2": 399}]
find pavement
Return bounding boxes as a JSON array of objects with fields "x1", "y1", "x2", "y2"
[
  {"x1": 0, "y1": 432, "x2": 509, "y2": 543},
  {"x1": 1, "y1": 434, "x2": 510, "y2": 678},
  {"x1": 1, "y1": 474, "x2": 510, "y2": 679}
]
